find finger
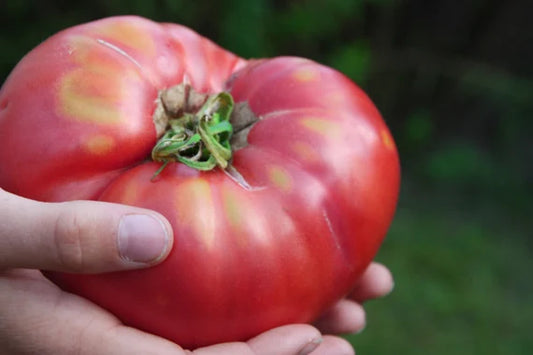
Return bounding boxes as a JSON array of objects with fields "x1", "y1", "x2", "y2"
[
  {"x1": 0, "y1": 189, "x2": 173, "y2": 273},
  {"x1": 248, "y1": 324, "x2": 323, "y2": 355},
  {"x1": 348, "y1": 262, "x2": 394, "y2": 302},
  {"x1": 192, "y1": 324, "x2": 323, "y2": 355},
  {"x1": 191, "y1": 342, "x2": 254, "y2": 355},
  {"x1": 91, "y1": 325, "x2": 185, "y2": 355},
  {"x1": 0, "y1": 270, "x2": 184, "y2": 355},
  {"x1": 313, "y1": 299, "x2": 366, "y2": 335},
  {"x1": 308, "y1": 335, "x2": 355, "y2": 355}
]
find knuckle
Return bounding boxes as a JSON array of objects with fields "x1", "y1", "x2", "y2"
[{"x1": 53, "y1": 208, "x2": 88, "y2": 272}]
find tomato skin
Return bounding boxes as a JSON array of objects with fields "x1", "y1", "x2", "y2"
[
  {"x1": 0, "y1": 16, "x2": 244, "y2": 201},
  {"x1": 0, "y1": 16, "x2": 400, "y2": 348}
]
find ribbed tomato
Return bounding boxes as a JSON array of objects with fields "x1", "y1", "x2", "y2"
[{"x1": 0, "y1": 16, "x2": 399, "y2": 348}]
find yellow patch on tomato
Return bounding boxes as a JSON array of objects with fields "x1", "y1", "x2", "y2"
[
  {"x1": 119, "y1": 181, "x2": 140, "y2": 206},
  {"x1": 67, "y1": 36, "x2": 120, "y2": 73},
  {"x1": 94, "y1": 20, "x2": 156, "y2": 56},
  {"x1": 381, "y1": 129, "x2": 395, "y2": 150},
  {"x1": 68, "y1": 34, "x2": 139, "y2": 75},
  {"x1": 300, "y1": 117, "x2": 342, "y2": 140},
  {"x1": 326, "y1": 92, "x2": 346, "y2": 105},
  {"x1": 221, "y1": 187, "x2": 252, "y2": 247},
  {"x1": 292, "y1": 67, "x2": 320, "y2": 82},
  {"x1": 268, "y1": 165, "x2": 292, "y2": 193},
  {"x1": 58, "y1": 69, "x2": 122, "y2": 124},
  {"x1": 221, "y1": 188, "x2": 243, "y2": 228},
  {"x1": 175, "y1": 179, "x2": 216, "y2": 249},
  {"x1": 85, "y1": 134, "x2": 115, "y2": 155},
  {"x1": 291, "y1": 141, "x2": 320, "y2": 163}
]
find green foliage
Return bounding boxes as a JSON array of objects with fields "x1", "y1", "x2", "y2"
[
  {"x1": 403, "y1": 108, "x2": 434, "y2": 149},
  {"x1": 460, "y1": 66, "x2": 533, "y2": 107},
  {"x1": 424, "y1": 141, "x2": 494, "y2": 186},
  {"x1": 274, "y1": 0, "x2": 364, "y2": 42},
  {"x1": 350, "y1": 188, "x2": 533, "y2": 354},
  {"x1": 218, "y1": 0, "x2": 273, "y2": 58},
  {"x1": 329, "y1": 41, "x2": 372, "y2": 85}
]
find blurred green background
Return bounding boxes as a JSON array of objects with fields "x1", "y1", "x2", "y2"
[{"x1": 1, "y1": 0, "x2": 531, "y2": 353}]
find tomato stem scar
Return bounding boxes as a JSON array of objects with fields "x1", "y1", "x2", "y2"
[
  {"x1": 151, "y1": 84, "x2": 260, "y2": 180},
  {"x1": 151, "y1": 86, "x2": 233, "y2": 177}
]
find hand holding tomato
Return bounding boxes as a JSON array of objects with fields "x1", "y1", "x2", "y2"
[
  {"x1": 0, "y1": 16, "x2": 399, "y2": 348},
  {"x1": 0, "y1": 188, "x2": 392, "y2": 354}
]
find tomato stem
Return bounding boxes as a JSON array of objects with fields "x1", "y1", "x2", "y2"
[
  {"x1": 151, "y1": 83, "x2": 261, "y2": 180},
  {"x1": 151, "y1": 85, "x2": 234, "y2": 178}
]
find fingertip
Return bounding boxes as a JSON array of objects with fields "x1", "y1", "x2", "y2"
[
  {"x1": 117, "y1": 212, "x2": 173, "y2": 266},
  {"x1": 247, "y1": 324, "x2": 323, "y2": 355},
  {"x1": 370, "y1": 262, "x2": 394, "y2": 288},
  {"x1": 151, "y1": 211, "x2": 174, "y2": 263},
  {"x1": 309, "y1": 335, "x2": 355, "y2": 355},
  {"x1": 368, "y1": 262, "x2": 394, "y2": 295},
  {"x1": 350, "y1": 262, "x2": 394, "y2": 302},
  {"x1": 314, "y1": 299, "x2": 366, "y2": 335}
]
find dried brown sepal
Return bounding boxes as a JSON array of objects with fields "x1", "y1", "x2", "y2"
[
  {"x1": 152, "y1": 84, "x2": 209, "y2": 139},
  {"x1": 230, "y1": 101, "x2": 261, "y2": 151}
]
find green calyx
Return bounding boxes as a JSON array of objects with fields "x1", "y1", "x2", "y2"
[{"x1": 151, "y1": 90, "x2": 234, "y2": 178}]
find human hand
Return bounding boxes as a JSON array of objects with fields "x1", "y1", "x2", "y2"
[
  {"x1": 0, "y1": 188, "x2": 392, "y2": 354},
  {"x1": 310, "y1": 262, "x2": 394, "y2": 354}
]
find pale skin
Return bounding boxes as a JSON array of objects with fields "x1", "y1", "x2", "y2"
[{"x1": 0, "y1": 188, "x2": 394, "y2": 355}]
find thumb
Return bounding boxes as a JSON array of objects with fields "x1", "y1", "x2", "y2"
[{"x1": 0, "y1": 189, "x2": 173, "y2": 273}]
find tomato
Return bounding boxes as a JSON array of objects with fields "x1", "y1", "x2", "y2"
[{"x1": 0, "y1": 16, "x2": 400, "y2": 348}]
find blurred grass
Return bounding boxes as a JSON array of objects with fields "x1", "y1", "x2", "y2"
[{"x1": 348, "y1": 180, "x2": 533, "y2": 354}]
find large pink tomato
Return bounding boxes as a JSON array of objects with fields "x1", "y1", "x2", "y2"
[{"x1": 0, "y1": 16, "x2": 399, "y2": 348}]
